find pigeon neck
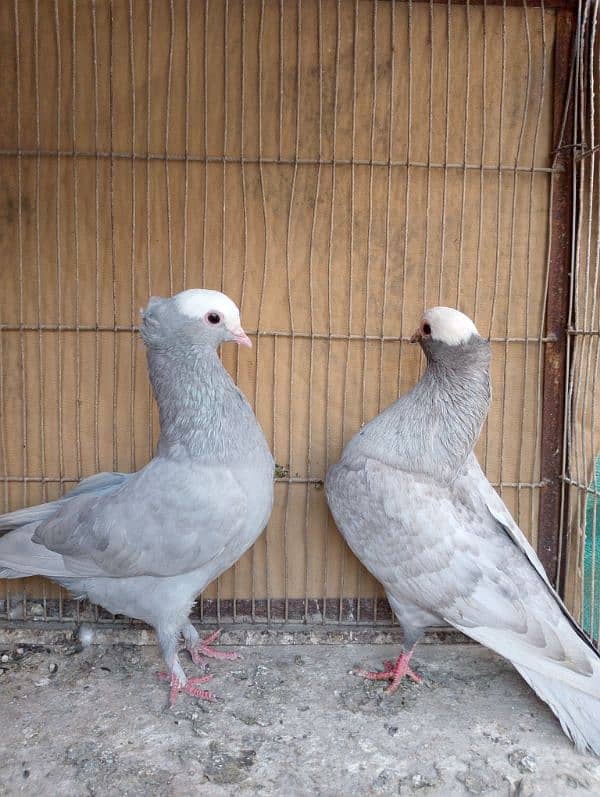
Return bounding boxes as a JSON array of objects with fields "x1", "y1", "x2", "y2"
[
  {"x1": 146, "y1": 343, "x2": 255, "y2": 461},
  {"x1": 358, "y1": 339, "x2": 491, "y2": 484},
  {"x1": 410, "y1": 341, "x2": 491, "y2": 480}
]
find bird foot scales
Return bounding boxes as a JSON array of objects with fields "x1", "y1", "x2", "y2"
[
  {"x1": 354, "y1": 651, "x2": 422, "y2": 695},
  {"x1": 158, "y1": 671, "x2": 216, "y2": 705},
  {"x1": 188, "y1": 628, "x2": 241, "y2": 666}
]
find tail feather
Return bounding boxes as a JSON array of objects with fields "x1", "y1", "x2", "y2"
[
  {"x1": 515, "y1": 663, "x2": 600, "y2": 755},
  {"x1": 0, "y1": 527, "x2": 74, "y2": 579},
  {"x1": 0, "y1": 471, "x2": 129, "y2": 531}
]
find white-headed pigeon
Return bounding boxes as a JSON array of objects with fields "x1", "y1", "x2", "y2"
[
  {"x1": 0, "y1": 289, "x2": 274, "y2": 704},
  {"x1": 326, "y1": 306, "x2": 600, "y2": 754}
]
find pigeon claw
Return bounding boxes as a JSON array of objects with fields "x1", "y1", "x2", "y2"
[
  {"x1": 158, "y1": 671, "x2": 216, "y2": 705},
  {"x1": 353, "y1": 651, "x2": 422, "y2": 695},
  {"x1": 189, "y1": 628, "x2": 242, "y2": 666}
]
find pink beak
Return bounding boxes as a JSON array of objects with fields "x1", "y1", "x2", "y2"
[{"x1": 231, "y1": 327, "x2": 252, "y2": 348}]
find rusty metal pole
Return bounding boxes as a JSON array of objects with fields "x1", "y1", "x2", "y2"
[{"x1": 538, "y1": 8, "x2": 576, "y2": 588}]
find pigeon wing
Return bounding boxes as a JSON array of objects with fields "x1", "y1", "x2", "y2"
[
  {"x1": 32, "y1": 459, "x2": 247, "y2": 578},
  {"x1": 328, "y1": 455, "x2": 599, "y2": 688}
]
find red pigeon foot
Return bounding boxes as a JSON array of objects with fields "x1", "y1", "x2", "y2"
[
  {"x1": 188, "y1": 628, "x2": 241, "y2": 666},
  {"x1": 158, "y1": 671, "x2": 215, "y2": 705},
  {"x1": 354, "y1": 650, "x2": 422, "y2": 694}
]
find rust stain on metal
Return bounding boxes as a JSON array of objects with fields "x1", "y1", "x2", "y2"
[{"x1": 538, "y1": 9, "x2": 575, "y2": 587}]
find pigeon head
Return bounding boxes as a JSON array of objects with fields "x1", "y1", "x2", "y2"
[
  {"x1": 410, "y1": 306, "x2": 481, "y2": 360},
  {"x1": 140, "y1": 289, "x2": 252, "y2": 350}
]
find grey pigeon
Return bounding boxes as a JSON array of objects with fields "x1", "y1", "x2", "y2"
[
  {"x1": 326, "y1": 306, "x2": 600, "y2": 754},
  {"x1": 0, "y1": 289, "x2": 274, "y2": 704}
]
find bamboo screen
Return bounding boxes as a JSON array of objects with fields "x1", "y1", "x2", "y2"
[{"x1": 0, "y1": 0, "x2": 564, "y2": 625}]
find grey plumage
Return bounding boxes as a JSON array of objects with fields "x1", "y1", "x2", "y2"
[
  {"x1": 0, "y1": 289, "x2": 274, "y2": 701},
  {"x1": 326, "y1": 306, "x2": 600, "y2": 755}
]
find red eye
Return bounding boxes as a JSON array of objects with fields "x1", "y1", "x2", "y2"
[
  {"x1": 206, "y1": 312, "x2": 221, "y2": 325},
  {"x1": 422, "y1": 322, "x2": 432, "y2": 336}
]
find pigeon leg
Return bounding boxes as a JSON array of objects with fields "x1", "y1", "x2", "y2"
[
  {"x1": 354, "y1": 648, "x2": 422, "y2": 694},
  {"x1": 157, "y1": 630, "x2": 216, "y2": 705},
  {"x1": 183, "y1": 623, "x2": 241, "y2": 666},
  {"x1": 157, "y1": 668, "x2": 215, "y2": 706}
]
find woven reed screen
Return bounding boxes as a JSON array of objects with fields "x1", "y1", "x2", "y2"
[{"x1": 0, "y1": 0, "x2": 570, "y2": 624}]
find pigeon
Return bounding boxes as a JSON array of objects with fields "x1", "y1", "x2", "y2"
[
  {"x1": 0, "y1": 289, "x2": 275, "y2": 704},
  {"x1": 326, "y1": 306, "x2": 600, "y2": 754}
]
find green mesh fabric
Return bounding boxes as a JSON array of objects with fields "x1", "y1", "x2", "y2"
[{"x1": 583, "y1": 455, "x2": 600, "y2": 641}]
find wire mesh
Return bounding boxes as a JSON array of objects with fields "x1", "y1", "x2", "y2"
[
  {"x1": 561, "y1": 0, "x2": 600, "y2": 645},
  {"x1": 0, "y1": 0, "x2": 582, "y2": 629}
]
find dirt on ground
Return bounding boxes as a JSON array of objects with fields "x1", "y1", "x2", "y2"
[{"x1": 0, "y1": 637, "x2": 599, "y2": 796}]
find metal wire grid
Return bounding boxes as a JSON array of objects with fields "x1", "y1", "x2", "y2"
[
  {"x1": 0, "y1": 0, "x2": 567, "y2": 627},
  {"x1": 560, "y1": 0, "x2": 600, "y2": 643}
]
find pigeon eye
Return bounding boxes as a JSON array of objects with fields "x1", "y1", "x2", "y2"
[
  {"x1": 422, "y1": 322, "x2": 432, "y2": 336},
  {"x1": 205, "y1": 312, "x2": 222, "y2": 325}
]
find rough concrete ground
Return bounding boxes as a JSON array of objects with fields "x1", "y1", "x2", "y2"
[{"x1": 0, "y1": 638, "x2": 599, "y2": 796}]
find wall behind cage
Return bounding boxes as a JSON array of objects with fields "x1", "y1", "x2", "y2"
[{"x1": 0, "y1": 0, "x2": 558, "y2": 622}]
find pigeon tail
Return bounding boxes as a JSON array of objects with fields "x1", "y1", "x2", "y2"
[
  {"x1": 514, "y1": 663, "x2": 600, "y2": 755},
  {"x1": 0, "y1": 526, "x2": 75, "y2": 580}
]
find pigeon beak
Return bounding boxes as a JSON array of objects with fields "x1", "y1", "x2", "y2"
[
  {"x1": 409, "y1": 328, "x2": 422, "y2": 344},
  {"x1": 231, "y1": 327, "x2": 252, "y2": 348}
]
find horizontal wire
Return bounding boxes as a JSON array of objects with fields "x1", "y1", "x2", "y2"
[
  {"x1": 0, "y1": 475, "x2": 548, "y2": 489},
  {"x1": 0, "y1": 324, "x2": 558, "y2": 344},
  {"x1": 561, "y1": 476, "x2": 600, "y2": 497},
  {"x1": 0, "y1": 148, "x2": 559, "y2": 174}
]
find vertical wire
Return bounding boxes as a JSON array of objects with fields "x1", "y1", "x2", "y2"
[
  {"x1": 438, "y1": 0, "x2": 452, "y2": 303},
  {"x1": 456, "y1": 0, "x2": 471, "y2": 307},
  {"x1": 500, "y1": 0, "x2": 532, "y2": 525},
  {"x1": 397, "y1": 0, "x2": 413, "y2": 397},
  {"x1": 72, "y1": 0, "x2": 82, "y2": 484},
  {"x1": 488, "y1": 3, "x2": 508, "y2": 494},
  {"x1": 564, "y1": 3, "x2": 586, "y2": 594},
  {"x1": 34, "y1": 0, "x2": 47, "y2": 534},
  {"x1": 303, "y1": 0, "x2": 323, "y2": 622},
  {"x1": 588, "y1": 10, "x2": 600, "y2": 639},
  {"x1": 9, "y1": 0, "x2": 25, "y2": 618},
  {"x1": 238, "y1": 0, "x2": 254, "y2": 621},
  {"x1": 128, "y1": 0, "x2": 137, "y2": 473},
  {"x1": 338, "y1": 0, "x2": 359, "y2": 622},
  {"x1": 182, "y1": 0, "x2": 190, "y2": 290},
  {"x1": 322, "y1": 0, "x2": 341, "y2": 624},
  {"x1": 521, "y1": 1, "x2": 547, "y2": 540},
  {"x1": 92, "y1": 0, "x2": 101, "y2": 480},
  {"x1": 109, "y1": 0, "x2": 118, "y2": 476},
  {"x1": 421, "y1": 0, "x2": 434, "y2": 318},
  {"x1": 580, "y1": 4, "x2": 598, "y2": 630},
  {"x1": 165, "y1": 0, "x2": 174, "y2": 296},
  {"x1": 222, "y1": 0, "x2": 230, "y2": 622},
  {"x1": 279, "y1": 0, "x2": 284, "y2": 162},
  {"x1": 256, "y1": 0, "x2": 271, "y2": 622},
  {"x1": 14, "y1": 0, "x2": 27, "y2": 511},
  {"x1": 91, "y1": 0, "x2": 100, "y2": 621},
  {"x1": 53, "y1": 0, "x2": 63, "y2": 620},
  {"x1": 54, "y1": 0, "x2": 64, "y2": 486},
  {"x1": 201, "y1": 0, "x2": 211, "y2": 622},
  {"x1": 145, "y1": 0, "x2": 153, "y2": 460},
  {"x1": 282, "y1": 0, "x2": 302, "y2": 623},
  {"x1": 375, "y1": 0, "x2": 396, "y2": 624},
  {"x1": 557, "y1": 0, "x2": 583, "y2": 596},
  {"x1": 203, "y1": 0, "x2": 209, "y2": 289},
  {"x1": 579, "y1": 4, "x2": 596, "y2": 541},
  {"x1": 357, "y1": 0, "x2": 378, "y2": 624},
  {"x1": 473, "y1": 0, "x2": 488, "y2": 329}
]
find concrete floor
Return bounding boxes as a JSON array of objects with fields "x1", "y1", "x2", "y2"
[{"x1": 0, "y1": 634, "x2": 599, "y2": 796}]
